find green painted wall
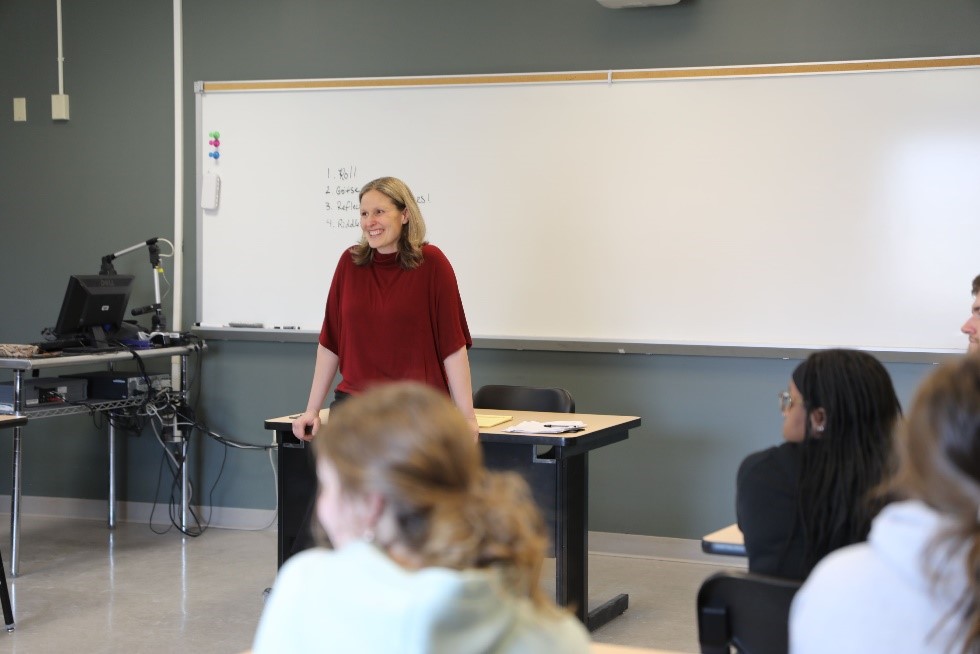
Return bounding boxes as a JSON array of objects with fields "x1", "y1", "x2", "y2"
[{"x1": 2, "y1": 0, "x2": 976, "y2": 537}]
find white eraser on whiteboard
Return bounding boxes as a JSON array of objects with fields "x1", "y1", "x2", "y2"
[{"x1": 201, "y1": 172, "x2": 221, "y2": 210}]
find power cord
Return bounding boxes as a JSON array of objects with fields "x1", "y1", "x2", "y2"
[{"x1": 94, "y1": 349, "x2": 276, "y2": 536}]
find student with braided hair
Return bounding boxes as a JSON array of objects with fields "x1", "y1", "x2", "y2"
[
  {"x1": 791, "y1": 355, "x2": 980, "y2": 654},
  {"x1": 735, "y1": 348, "x2": 902, "y2": 580},
  {"x1": 253, "y1": 382, "x2": 589, "y2": 654}
]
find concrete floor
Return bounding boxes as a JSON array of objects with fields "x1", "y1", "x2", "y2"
[{"x1": 0, "y1": 516, "x2": 745, "y2": 653}]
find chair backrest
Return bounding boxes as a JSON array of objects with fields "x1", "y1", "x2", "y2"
[
  {"x1": 473, "y1": 384, "x2": 575, "y2": 413},
  {"x1": 696, "y1": 570, "x2": 802, "y2": 654}
]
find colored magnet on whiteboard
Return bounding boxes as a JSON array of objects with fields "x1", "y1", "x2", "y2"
[
  {"x1": 208, "y1": 131, "x2": 221, "y2": 139},
  {"x1": 209, "y1": 139, "x2": 220, "y2": 147},
  {"x1": 209, "y1": 151, "x2": 220, "y2": 159}
]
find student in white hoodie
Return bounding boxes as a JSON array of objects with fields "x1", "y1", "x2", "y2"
[
  {"x1": 253, "y1": 381, "x2": 590, "y2": 654},
  {"x1": 790, "y1": 355, "x2": 980, "y2": 654}
]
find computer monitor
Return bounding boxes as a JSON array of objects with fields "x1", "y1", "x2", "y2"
[{"x1": 53, "y1": 274, "x2": 135, "y2": 347}]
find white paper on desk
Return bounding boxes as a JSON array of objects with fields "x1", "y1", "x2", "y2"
[{"x1": 503, "y1": 420, "x2": 586, "y2": 434}]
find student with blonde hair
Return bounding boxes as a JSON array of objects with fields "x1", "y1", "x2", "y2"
[
  {"x1": 253, "y1": 382, "x2": 590, "y2": 654},
  {"x1": 791, "y1": 355, "x2": 980, "y2": 654}
]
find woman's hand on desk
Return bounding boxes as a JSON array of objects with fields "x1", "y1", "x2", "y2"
[
  {"x1": 292, "y1": 411, "x2": 320, "y2": 441},
  {"x1": 466, "y1": 414, "x2": 479, "y2": 441}
]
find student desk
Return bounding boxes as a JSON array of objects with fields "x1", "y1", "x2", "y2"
[
  {"x1": 701, "y1": 523, "x2": 746, "y2": 557},
  {"x1": 0, "y1": 344, "x2": 204, "y2": 575},
  {"x1": 264, "y1": 408, "x2": 640, "y2": 632}
]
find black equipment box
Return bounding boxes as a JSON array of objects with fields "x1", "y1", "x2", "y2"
[
  {"x1": 0, "y1": 376, "x2": 89, "y2": 410},
  {"x1": 64, "y1": 371, "x2": 171, "y2": 400}
]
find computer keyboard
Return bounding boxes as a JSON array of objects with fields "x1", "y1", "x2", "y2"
[
  {"x1": 61, "y1": 345, "x2": 127, "y2": 355},
  {"x1": 31, "y1": 337, "x2": 88, "y2": 352}
]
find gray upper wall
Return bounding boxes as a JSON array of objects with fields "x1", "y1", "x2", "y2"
[{"x1": 1, "y1": 0, "x2": 976, "y2": 538}]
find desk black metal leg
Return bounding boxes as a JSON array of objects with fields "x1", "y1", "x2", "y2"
[
  {"x1": 0, "y1": 547, "x2": 14, "y2": 631},
  {"x1": 277, "y1": 435, "x2": 318, "y2": 568},
  {"x1": 9, "y1": 371, "x2": 24, "y2": 578},
  {"x1": 9, "y1": 424, "x2": 23, "y2": 579},
  {"x1": 277, "y1": 434, "x2": 286, "y2": 567},
  {"x1": 178, "y1": 355, "x2": 190, "y2": 531},
  {"x1": 588, "y1": 593, "x2": 630, "y2": 631},
  {"x1": 179, "y1": 437, "x2": 190, "y2": 531},
  {"x1": 108, "y1": 417, "x2": 117, "y2": 528},
  {"x1": 555, "y1": 453, "x2": 587, "y2": 623},
  {"x1": 556, "y1": 452, "x2": 629, "y2": 632}
]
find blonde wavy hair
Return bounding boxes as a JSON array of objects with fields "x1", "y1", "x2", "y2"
[
  {"x1": 315, "y1": 381, "x2": 559, "y2": 613},
  {"x1": 350, "y1": 176, "x2": 427, "y2": 269}
]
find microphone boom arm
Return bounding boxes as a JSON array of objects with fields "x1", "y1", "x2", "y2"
[
  {"x1": 99, "y1": 237, "x2": 167, "y2": 334},
  {"x1": 99, "y1": 237, "x2": 159, "y2": 275}
]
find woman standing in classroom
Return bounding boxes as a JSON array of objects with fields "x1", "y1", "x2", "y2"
[{"x1": 291, "y1": 176, "x2": 477, "y2": 441}]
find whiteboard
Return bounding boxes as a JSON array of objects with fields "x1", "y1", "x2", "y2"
[{"x1": 195, "y1": 59, "x2": 980, "y2": 353}]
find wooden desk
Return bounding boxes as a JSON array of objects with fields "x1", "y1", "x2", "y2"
[
  {"x1": 0, "y1": 344, "x2": 204, "y2": 575},
  {"x1": 264, "y1": 408, "x2": 640, "y2": 632},
  {"x1": 701, "y1": 523, "x2": 746, "y2": 557}
]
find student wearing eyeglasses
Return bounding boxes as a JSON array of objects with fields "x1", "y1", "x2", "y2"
[{"x1": 735, "y1": 349, "x2": 902, "y2": 580}]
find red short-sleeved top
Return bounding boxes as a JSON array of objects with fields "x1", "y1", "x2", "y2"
[{"x1": 319, "y1": 243, "x2": 472, "y2": 396}]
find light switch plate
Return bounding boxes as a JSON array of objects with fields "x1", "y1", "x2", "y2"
[
  {"x1": 51, "y1": 94, "x2": 70, "y2": 121},
  {"x1": 13, "y1": 98, "x2": 26, "y2": 122}
]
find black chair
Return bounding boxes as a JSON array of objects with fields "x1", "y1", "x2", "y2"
[
  {"x1": 474, "y1": 384, "x2": 575, "y2": 559},
  {"x1": 474, "y1": 383, "x2": 575, "y2": 462},
  {"x1": 696, "y1": 570, "x2": 801, "y2": 654},
  {"x1": 473, "y1": 384, "x2": 575, "y2": 413}
]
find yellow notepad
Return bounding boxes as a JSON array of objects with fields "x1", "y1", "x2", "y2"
[{"x1": 476, "y1": 414, "x2": 513, "y2": 428}]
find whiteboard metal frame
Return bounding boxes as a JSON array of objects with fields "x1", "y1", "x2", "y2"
[{"x1": 194, "y1": 55, "x2": 980, "y2": 357}]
